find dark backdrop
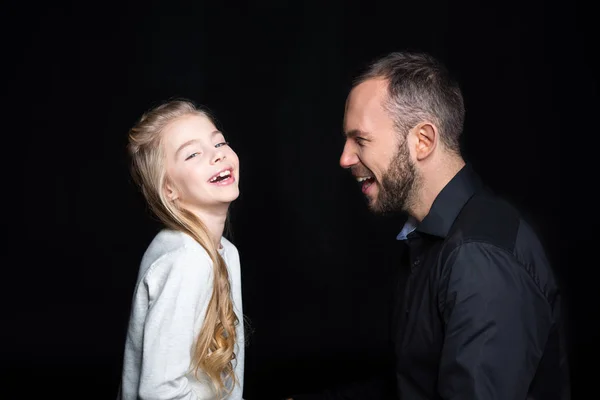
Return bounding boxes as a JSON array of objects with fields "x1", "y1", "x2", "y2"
[{"x1": 3, "y1": 0, "x2": 592, "y2": 399}]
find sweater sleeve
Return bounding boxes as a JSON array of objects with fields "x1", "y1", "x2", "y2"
[{"x1": 138, "y1": 246, "x2": 213, "y2": 399}]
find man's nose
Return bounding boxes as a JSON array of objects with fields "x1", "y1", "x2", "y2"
[{"x1": 339, "y1": 142, "x2": 358, "y2": 169}]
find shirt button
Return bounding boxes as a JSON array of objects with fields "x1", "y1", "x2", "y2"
[{"x1": 413, "y1": 258, "x2": 421, "y2": 266}]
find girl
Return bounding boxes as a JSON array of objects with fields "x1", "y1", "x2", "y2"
[{"x1": 119, "y1": 99, "x2": 244, "y2": 399}]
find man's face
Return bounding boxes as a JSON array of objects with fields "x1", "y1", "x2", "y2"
[{"x1": 341, "y1": 78, "x2": 418, "y2": 214}]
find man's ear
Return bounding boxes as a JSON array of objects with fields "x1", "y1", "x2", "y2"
[{"x1": 412, "y1": 122, "x2": 438, "y2": 161}]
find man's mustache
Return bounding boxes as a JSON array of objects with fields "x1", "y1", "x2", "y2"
[{"x1": 350, "y1": 166, "x2": 374, "y2": 178}]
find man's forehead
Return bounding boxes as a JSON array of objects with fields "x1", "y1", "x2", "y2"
[
  {"x1": 349, "y1": 78, "x2": 387, "y2": 103},
  {"x1": 346, "y1": 80, "x2": 388, "y2": 119},
  {"x1": 344, "y1": 78, "x2": 388, "y2": 129}
]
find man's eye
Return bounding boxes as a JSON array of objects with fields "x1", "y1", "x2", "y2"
[
  {"x1": 355, "y1": 137, "x2": 366, "y2": 146},
  {"x1": 185, "y1": 152, "x2": 200, "y2": 161},
  {"x1": 215, "y1": 141, "x2": 229, "y2": 148}
]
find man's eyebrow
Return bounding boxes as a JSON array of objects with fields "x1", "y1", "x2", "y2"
[{"x1": 343, "y1": 129, "x2": 368, "y2": 138}]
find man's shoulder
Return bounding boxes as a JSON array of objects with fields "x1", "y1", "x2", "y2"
[
  {"x1": 446, "y1": 189, "x2": 525, "y2": 254},
  {"x1": 440, "y1": 189, "x2": 559, "y2": 303},
  {"x1": 443, "y1": 189, "x2": 553, "y2": 275}
]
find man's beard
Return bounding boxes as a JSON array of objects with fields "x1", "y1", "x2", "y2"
[{"x1": 370, "y1": 140, "x2": 419, "y2": 215}]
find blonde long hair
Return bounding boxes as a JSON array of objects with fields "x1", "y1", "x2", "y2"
[{"x1": 127, "y1": 99, "x2": 239, "y2": 397}]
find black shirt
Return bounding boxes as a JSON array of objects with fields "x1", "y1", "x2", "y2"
[
  {"x1": 392, "y1": 163, "x2": 570, "y2": 399},
  {"x1": 291, "y1": 164, "x2": 570, "y2": 400}
]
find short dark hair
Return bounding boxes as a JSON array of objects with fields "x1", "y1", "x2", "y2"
[{"x1": 354, "y1": 51, "x2": 465, "y2": 153}]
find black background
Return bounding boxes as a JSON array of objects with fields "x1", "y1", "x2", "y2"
[{"x1": 3, "y1": 0, "x2": 592, "y2": 398}]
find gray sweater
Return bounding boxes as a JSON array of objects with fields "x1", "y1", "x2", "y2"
[{"x1": 119, "y1": 229, "x2": 245, "y2": 399}]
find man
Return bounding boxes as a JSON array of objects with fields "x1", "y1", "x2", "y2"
[{"x1": 290, "y1": 51, "x2": 570, "y2": 399}]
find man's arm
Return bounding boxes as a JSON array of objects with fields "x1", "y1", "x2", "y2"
[{"x1": 437, "y1": 242, "x2": 553, "y2": 399}]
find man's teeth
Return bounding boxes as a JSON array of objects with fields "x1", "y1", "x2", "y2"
[
  {"x1": 210, "y1": 170, "x2": 231, "y2": 182},
  {"x1": 357, "y1": 176, "x2": 373, "y2": 182}
]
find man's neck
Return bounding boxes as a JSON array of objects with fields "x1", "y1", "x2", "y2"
[{"x1": 410, "y1": 157, "x2": 465, "y2": 222}]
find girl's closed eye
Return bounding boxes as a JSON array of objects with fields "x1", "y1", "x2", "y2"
[
  {"x1": 215, "y1": 141, "x2": 229, "y2": 148},
  {"x1": 185, "y1": 152, "x2": 201, "y2": 161}
]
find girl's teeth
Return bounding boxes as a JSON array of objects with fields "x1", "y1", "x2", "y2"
[{"x1": 211, "y1": 170, "x2": 231, "y2": 182}]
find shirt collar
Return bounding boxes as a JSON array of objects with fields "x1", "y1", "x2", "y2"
[
  {"x1": 396, "y1": 163, "x2": 483, "y2": 240},
  {"x1": 396, "y1": 216, "x2": 418, "y2": 241}
]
